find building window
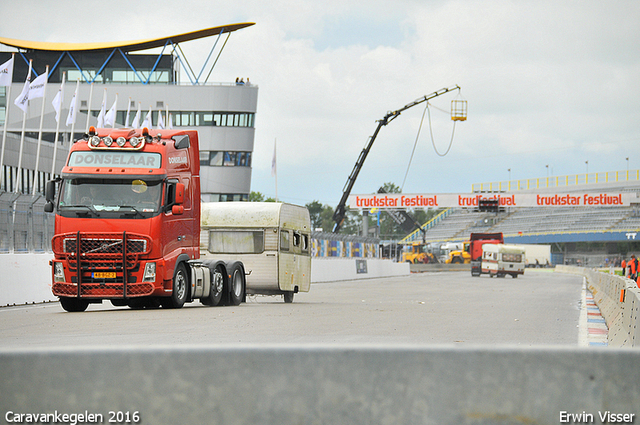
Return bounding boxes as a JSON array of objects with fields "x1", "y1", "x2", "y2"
[{"x1": 200, "y1": 151, "x2": 251, "y2": 167}]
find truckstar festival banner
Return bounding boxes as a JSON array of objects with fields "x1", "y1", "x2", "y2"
[{"x1": 348, "y1": 192, "x2": 635, "y2": 209}]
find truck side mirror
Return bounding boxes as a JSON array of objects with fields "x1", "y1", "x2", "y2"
[
  {"x1": 175, "y1": 182, "x2": 185, "y2": 204},
  {"x1": 45, "y1": 180, "x2": 56, "y2": 202},
  {"x1": 172, "y1": 205, "x2": 184, "y2": 215},
  {"x1": 44, "y1": 180, "x2": 56, "y2": 213}
]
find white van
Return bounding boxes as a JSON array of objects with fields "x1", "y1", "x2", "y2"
[
  {"x1": 481, "y1": 244, "x2": 525, "y2": 278},
  {"x1": 200, "y1": 202, "x2": 311, "y2": 302}
]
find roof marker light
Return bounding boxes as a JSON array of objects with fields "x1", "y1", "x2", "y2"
[
  {"x1": 103, "y1": 136, "x2": 113, "y2": 147},
  {"x1": 116, "y1": 137, "x2": 127, "y2": 147}
]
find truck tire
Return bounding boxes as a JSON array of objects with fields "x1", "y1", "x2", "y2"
[
  {"x1": 228, "y1": 263, "x2": 245, "y2": 306},
  {"x1": 60, "y1": 297, "x2": 89, "y2": 312},
  {"x1": 165, "y1": 262, "x2": 189, "y2": 309},
  {"x1": 202, "y1": 264, "x2": 224, "y2": 307},
  {"x1": 452, "y1": 256, "x2": 463, "y2": 264}
]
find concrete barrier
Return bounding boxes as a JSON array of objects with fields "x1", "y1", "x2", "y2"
[
  {"x1": 1, "y1": 346, "x2": 638, "y2": 425},
  {"x1": 556, "y1": 265, "x2": 640, "y2": 347},
  {"x1": 410, "y1": 263, "x2": 470, "y2": 273},
  {"x1": 0, "y1": 253, "x2": 56, "y2": 306},
  {"x1": 310, "y1": 257, "x2": 409, "y2": 283},
  {"x1": 1, "y1": 254, "x2": 409, "y2": 306}
]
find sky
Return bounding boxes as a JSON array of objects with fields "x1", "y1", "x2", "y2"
[{"x1": 1, "y1": 0, "x2": 639, "y2": 207}]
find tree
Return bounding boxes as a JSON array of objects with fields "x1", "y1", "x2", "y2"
[
  {"x1": 320, "y1": 204, "x2": 335, "y2": 233},
  {"x1": 306, "y1": 200, "x2": 323, "y2": 230},
  {"x1": 249, "y1": 191, "x2": 265, "y2": 202},
  {"x1": 249, "y1": 191, "x2": 276, "y2": 202}
]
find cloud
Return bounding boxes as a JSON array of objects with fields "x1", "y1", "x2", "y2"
[{"x1": 1, "y1": 0, "x2": 638, "y2": 206}]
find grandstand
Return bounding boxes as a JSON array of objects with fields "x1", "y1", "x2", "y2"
[{"x1": 400, "y1": 170, "x2": 640, "y2": 266}]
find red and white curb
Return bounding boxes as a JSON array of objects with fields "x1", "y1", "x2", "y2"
[{"x1": 579, "y1": 278, "x2": 608, "y2": 347}]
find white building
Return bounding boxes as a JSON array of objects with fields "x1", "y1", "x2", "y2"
[{"x1": 0, "y1": 23, "x2": 258, "y2": 202}]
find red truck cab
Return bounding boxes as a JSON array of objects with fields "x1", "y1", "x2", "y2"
[
  {"x1": 45, "y1": 127, "x2": 244, "y2": 311},
  {"x1": 468, "y1": 232, "x2": 504, "y2": 276}
]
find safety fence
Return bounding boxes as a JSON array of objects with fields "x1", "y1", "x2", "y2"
[
  {"x1": 311, "y1": 231, "x2": 380, "y2": 258},
  {"x1": 556, "y1": 265, "x2": 640, "y2": 347},
  {"x1": 0, "y1": 192, "x2": 52, "y2": 253}
]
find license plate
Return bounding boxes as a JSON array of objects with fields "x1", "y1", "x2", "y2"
[{"x1": 93, "y1": 272, "x2": 116, "y2": 279}]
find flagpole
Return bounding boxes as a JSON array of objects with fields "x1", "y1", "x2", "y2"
[
  {"x1": 15, "y1": 60, "x2": 33, "y2": 193},
  {"x1": 125, "y1": 97, "x2": 131, "y2": 128},
  {"x1": 85, "y1": 82, "x2": 93, "y2": 133},
  {"x1": 32, "y1": 65, "x2": 49, "y2": 196},
  {"x1": 50, "y1": 72, "x2": 65, "y2": 176},
  {"x1": 0, "y1": 53, "x2": 15, "y2": 191},
  {"x1": 272, "y1": 138, "x2": 278, "y2": 202},
  {"x1": 68, "y1": 79, "x2": 80, "y2": 154}
]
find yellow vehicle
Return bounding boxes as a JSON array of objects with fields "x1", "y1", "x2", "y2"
[
  {"x1": 402, "y1": 242, "x2": 439, "y2": 264},
  {"x1": 444, "y1": 241, "x2": 471, "y2": 264}
]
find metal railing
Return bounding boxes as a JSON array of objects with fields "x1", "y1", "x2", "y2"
[
  {"x1": 472, "y1": 169, "x2": 640, "y2": 193},
  {"x1": 0, "y1": 192, "x2": 53, "y2": 253}
]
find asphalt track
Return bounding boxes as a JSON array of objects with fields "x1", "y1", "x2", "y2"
[{"x1": 0, "y1": 269, "x2": 584, "y2": 348}]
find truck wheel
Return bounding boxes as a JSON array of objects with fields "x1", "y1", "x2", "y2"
[
  {"x1": 202, "y1": 265, "x2": 224, "y2": 307},
  {"x1": 228, "y1": 263, "x2": 245, "y2": 306},
  {"x1": 166, "y1": 263, "x2": 189, "y2": 309},
  {"x1": 452, "y1": 257, "x2": 462, "y2": 264},
  {"x1": 511, "y1": 273, "x2": 518, "y2": 278},
  {"x1": 283, "y1": 291, "x2": 294, "y2": 303},
  {"x1": 60, "y1": 297, "x2": 89, "y2": 312}
]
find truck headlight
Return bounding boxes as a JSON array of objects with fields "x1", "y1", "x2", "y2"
[
  {"x1": 143, "y1": 262, "x2": 156, "y2": 282},
  {"x1": 53, "y1": 262, "x2": 65, "y2": 282}
]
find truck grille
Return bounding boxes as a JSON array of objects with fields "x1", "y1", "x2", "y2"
[
  {"x1": 52, "y1": 231, "x2": 153, "y2": 298},
  {"x1": 52, "y1": 282, "x2": 154, "y2": 298}
]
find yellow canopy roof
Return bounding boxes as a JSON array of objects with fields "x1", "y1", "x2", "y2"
[{"x1": 0, "y1": 23, "x2": 255, "y2": 52}]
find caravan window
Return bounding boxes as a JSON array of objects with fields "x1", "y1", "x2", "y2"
[
  {"x1": 280, "y1": 230, "x2": 290, "y2": 251},
  {"x1": 293, "y1": 231, "x2": 301, "y2": 247},
  {"x1": 502, "y1": 253, "x2": 522, "y2": 262},
  {"x1": 208, "y1": 230, "x2": 264, "y2": 254},
  {"x1": 301, "y1": 234, "x2": 309, "y2": 253}
]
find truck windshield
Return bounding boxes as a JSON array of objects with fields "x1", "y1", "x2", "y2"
[{"x1": 59, "y1": 178, "x2": 162, "y2": 216}]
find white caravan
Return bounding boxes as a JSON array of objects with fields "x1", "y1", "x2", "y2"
[
  {"x1": 481, "y1": 244, "x2": 525, "y2": 278},
  {"x1": 200, "y1": 202, "x2": 311, "y2": 303}
]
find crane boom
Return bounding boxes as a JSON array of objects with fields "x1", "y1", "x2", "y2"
[{"x1": 332, "y1": 85, "x2": 460, "y2": 233}]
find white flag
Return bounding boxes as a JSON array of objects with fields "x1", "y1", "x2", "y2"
[
  {"x1": 28, "y1": 72, "x2": 47, "y2": 100},
  {"x1": 51, "y1": 83, "x2": 64, "y2": 124},
  {"x1": 66, "y1": 82, "x2": 79, "y2": 126},
  {"x1": 14, "y1": 78, "x2": 30, "y2": 113},
  {"x1": 168, "y1": 113, "x2": 173, "y2": 129},
  {"x1": 96, "y1": 94, "x2": 106, "y2": 128},
  {"x1": 125, "y1": 97, "x2": 131, "y2": 127},
  {"x1": 104, "y1": 94, "x2": 117, "y2": 127},
  {"x1": 0, "y1": 57, "x2": 14, "y2": 87},
  {"x1": 141, "y1": 109, "x2": 152, "y2": 128},
  {"x1": 131, "y1": 103, "x2": 141, "y2": 128},
  {"x1": 157, "y1": 110, "x2": 165, "y2": 129},
  {"x1": 271, "y1": 139, "x2": 277, "y2": 177}
]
